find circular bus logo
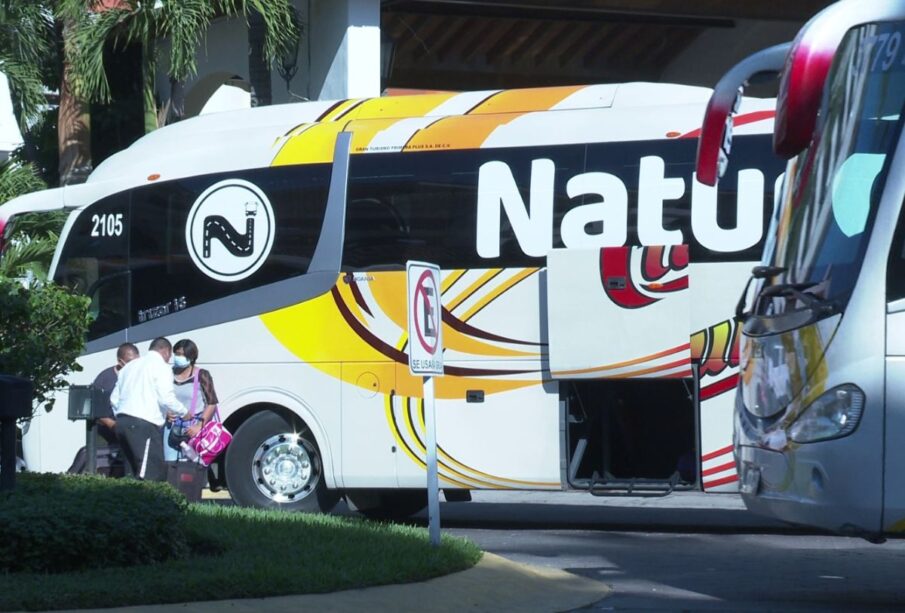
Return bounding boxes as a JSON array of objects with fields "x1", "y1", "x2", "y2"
[{"x1": 186, "y1": 179, "x2": 275, "y2": 282}]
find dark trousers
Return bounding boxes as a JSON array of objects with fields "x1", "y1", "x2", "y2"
[{"x1": 115, "y1": 414, "x2": 166, "y2": 481}]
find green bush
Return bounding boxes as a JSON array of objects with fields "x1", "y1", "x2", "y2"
[
  {"x1": 0, "y1": 473, "x2": 193, "y2": 573},
  {"x1": 0, "y1": 276, "x2": 91, "y2": 413}
]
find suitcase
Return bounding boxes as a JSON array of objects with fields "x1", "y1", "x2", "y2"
[
  {"x1": 166, "y1": 461, "x2": 207, "y2": 502},
  {"x1": 67, "y1": 445, "x2": 128, "y2": 478}
]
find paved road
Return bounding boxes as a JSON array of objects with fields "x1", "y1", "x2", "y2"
[
  {"x1": 215, "y1": 489, "x2": 905, "y2": 610},
  {"x1": 406, "y1": 491, "x2": 905, "y2": 611}
]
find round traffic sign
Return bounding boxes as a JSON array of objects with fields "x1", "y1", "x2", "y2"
[{"x1": 413, "y1": 269, "x2": 440, "y2": 355}]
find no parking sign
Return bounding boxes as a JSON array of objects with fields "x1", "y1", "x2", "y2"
[
  {"x1": 407, "y1": 262, "x2": 444, "y2": 375},
  {"x1": 406, "y1": 261, "x2": 444, "y2": 546}
]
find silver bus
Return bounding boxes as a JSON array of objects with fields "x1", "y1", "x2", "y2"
[{"x1": 699, "y1": 0, "x2": 905, "y2": 540}]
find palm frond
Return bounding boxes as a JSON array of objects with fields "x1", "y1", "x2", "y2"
[
  {"x1": 0, "y1": 3, "x2": 55, "y2": 66},
  {"x1": 0, "y1": 162, "x2": 47, "y2": 206},
  {"x1": 0, "y1": 57, "x2": 47, "y2": 130},
  {"x1": 0, "y1": 2, "x2": 56, "y2": 130},
  {"x1": 7, "y1": 212, "x2": 66, "y2": 241},
  {"x1": 247, "y1": 0, "x2": 299, "y2": 65},
  {"x1": 0, "y1": 235, "x2": 57, "y2": 279},
  {"x1": 159, "y1": 0, "x2": 217, "y2": 81},
  {"x1": 63, "y1": 6, "x2": 134, "y2": 103}
]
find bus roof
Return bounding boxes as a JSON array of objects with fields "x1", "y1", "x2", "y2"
[
  {"x1": 774, "y1": 0, "x2": 905, "y2": 158},
  {"x1": 87, "y1": 82, "x2": 755, "y2": 185},
  {"x1": 0, "y1": 82, "x2": 774, "y2": 238}
]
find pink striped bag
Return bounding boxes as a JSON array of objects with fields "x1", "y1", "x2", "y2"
[
  {"x1": 188, "y1": 407, "x2": 232, "y2": 466},
  {"x1": 180, "y1": 370, "x2": 232, "y2": 466}
]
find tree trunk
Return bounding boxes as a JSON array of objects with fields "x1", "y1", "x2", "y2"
[
  {"x1": 142, "y1": 41, "x2": 159, "y2": 133},
  {"x1": 248, "y1": 10, "x2": 272, "y2": 107},
  {"x1": 58, "y1": 19, "x2": 92, "y2": 186},
  {"x1": 167, "y1": 77, "x2": 185, "y2": 124}
]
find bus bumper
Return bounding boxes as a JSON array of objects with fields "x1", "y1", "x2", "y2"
[{"x1": 736, "y1": 443, "x2": 882, "y2": 538}]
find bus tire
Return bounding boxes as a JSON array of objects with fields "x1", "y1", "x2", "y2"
[
  {"x1": 346, "y1": 489, "x2": 428, "y2": 521},
  {"x1": 225, "y1": 410, "x2": 339, "y2": 513}
]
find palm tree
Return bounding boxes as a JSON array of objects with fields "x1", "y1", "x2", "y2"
[
  {"x1": 0, "y1": 2, "x2": 58, "y2": 176},
  {"x1": 58, "y1": 0, "x2": 299, "y2": 127},
  {"x1": 0, "y1": 161, "x2": 64, "y2": 280}
]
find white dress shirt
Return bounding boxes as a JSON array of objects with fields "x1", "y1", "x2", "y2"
[{"x1": 111, "y1": 350, "x2": 189, "y2": 426}]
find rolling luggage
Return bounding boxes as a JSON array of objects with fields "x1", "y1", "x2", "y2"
[{"x1": 166, "y1": 461, "x2": 207, "y2": 502}]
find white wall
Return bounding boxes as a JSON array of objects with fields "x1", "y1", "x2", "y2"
[
  {"x1": 156, "y1": 0, "x2": 381, "y2": 119},
  {"x1": 0, "y1": 74, "x2": 23, "y2": 162},
  {"x1": 310, "y1": 0, "x2": 380, "y2": 100}
]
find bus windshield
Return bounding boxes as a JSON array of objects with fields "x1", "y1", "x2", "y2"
[{"x1": 763, "y1": 21, "x2": 905, "y2": 315}]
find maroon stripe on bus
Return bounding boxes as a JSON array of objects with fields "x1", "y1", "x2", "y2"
[
  {"x1": 348, "y1": 279, "x2": 373, "y2": 316},
  {"x1": 442, "y1": 308, "x2": 545, "y2": 347},
  {"x1": 332, "y1": 287, "x2": 537, "y2": 377}
]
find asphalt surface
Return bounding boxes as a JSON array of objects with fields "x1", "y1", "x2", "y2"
[
  {"x1": 51, "y1": 490, "x2": 905, "y2": 612},
  {"x1": 434, "y1": 491, "x2": 905, "y2": 611}
]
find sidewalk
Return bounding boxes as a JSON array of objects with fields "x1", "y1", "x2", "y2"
[{"x1": 51, "y1": 553, "x2": 611, "y2": 613}]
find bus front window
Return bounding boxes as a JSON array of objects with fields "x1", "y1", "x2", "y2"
[
  {"x1": 763, "y1": 21, "x2": 905, "y2": 317},
  {"x1": 53, "y1": 194, "x2": 129, "y2": 342}
]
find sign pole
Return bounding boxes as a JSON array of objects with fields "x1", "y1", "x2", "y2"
[
  {"x1": 406, "y1": 261, "x2": 444, "y2": 548},
  {"x1": 424, "y1": 375, "x2": 441, "y2": 547}
]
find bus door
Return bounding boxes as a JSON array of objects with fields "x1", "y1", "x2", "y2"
[
  {"x1": 884, "y1": 131, "x2": 905, "y2": 533},
  {"x1": 547, "y1": 245, "x2": 696, "y2": 494}
]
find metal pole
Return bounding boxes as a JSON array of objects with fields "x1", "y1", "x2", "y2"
[
  {"x1": 86, "y1": 420, "x2": 97, "y2": 475},
  {"x1": 0, "y1": 417, "x2": 16, "y2": 491},
  {"x1": 424, "y1": 375, "x2": 441, "y2": 547}
]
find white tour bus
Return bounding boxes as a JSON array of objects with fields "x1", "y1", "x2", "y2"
[
  {"x1": 700, "y1": 0, "x2": 905, "y2": 540},
  {"x1": 0, "y1": 83, "x2": 783, "y2": 515}
]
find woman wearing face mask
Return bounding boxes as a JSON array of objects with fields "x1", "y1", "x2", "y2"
[{"x1": 164, "y1": 339, "x2": 220, "y2": 462}]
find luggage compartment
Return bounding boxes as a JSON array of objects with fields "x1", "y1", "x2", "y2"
[{"x1": 564, "y1": 377, "x2": 698, "y2": 495}]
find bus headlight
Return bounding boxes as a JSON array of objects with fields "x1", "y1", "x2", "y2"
[{"x1": 788, "y1": 384, "x2": 865, "y2": 443}]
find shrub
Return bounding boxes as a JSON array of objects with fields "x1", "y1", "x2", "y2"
[
  {"x1": 0, "y1": 276, "x2": 91, "y2": 413},
  {"x1": 0, "y1": 473, "x2": 192, "y2": 573}
]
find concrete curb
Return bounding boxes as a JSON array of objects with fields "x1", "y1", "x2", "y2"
[{"x1": 49, "y1": 553, "x2": 610, "y2": 613}]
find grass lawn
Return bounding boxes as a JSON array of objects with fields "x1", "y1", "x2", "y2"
[{"x1": 0, "y1": 503, "x2": 482, "y2": 611}]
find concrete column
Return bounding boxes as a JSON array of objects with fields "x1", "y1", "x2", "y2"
[{"x1": 310, "y1": 0, "x2": 380, "y2": 101}]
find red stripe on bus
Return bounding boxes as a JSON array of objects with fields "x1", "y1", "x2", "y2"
[
  {"x1": 701, "y1": 444, "x2": 733, "y2": 462},
  {"x1": 700, "y1": 374, "x2": 739, "y2": 401},
  {"x1": 701, "y1": 461, "x2": 735, "y2": 477},
  {"x1": 704, "y1": 474, "x2": 739, "y2": 489},
  {"x1": 679, "y1": 110, "x2": 776, "y2": 139}
]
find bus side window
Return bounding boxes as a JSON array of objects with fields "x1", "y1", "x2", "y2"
[
  {"x1": 129, "y1": 165, "x2": 330, "y2": 324},
  {"x1": 343, "y1": 197, "x2": 408, "y2": 270},
  {"x1": 85, "y1": 271, "x2": 130, "y2": 340}
]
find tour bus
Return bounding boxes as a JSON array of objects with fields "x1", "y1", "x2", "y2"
[
  {"x1": 0, "y1": 82, "x2": 783, "y2": 516},
  {"x1": 699, "y1": 0, "x2": 905, "y2": 539}
]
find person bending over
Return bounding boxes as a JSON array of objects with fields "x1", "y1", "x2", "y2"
[{"x1": 111, "y1": 337, "x2": 188, "y2": 480}]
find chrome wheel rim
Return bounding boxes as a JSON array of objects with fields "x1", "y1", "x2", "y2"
[{"x1": 252, "y1": 433, "x2": 319, "y2": 503}]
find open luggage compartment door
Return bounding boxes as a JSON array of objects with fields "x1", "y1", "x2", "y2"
[
  {"x1": 547, "y1": 246, "x2": 692, "y2": 379},
  {"x1": 548, "y1": 246, "x2": 697, "y2": 496}
]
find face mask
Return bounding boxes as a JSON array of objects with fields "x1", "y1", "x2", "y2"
[{"x1": 173, "y1": 355, "x2": 190, "y2": 369}]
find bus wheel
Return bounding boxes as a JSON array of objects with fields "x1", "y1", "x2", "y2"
[
  {"x1": 225, "y1": 411, "x2": 339, "y2": 513},
  {"x1": 346, "y1": 489, "x2": 428, "y2": 521}
]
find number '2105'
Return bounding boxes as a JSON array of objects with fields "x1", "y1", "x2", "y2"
[{"x1": 90, "y1": 213, "x2": 123, "y2": 238}]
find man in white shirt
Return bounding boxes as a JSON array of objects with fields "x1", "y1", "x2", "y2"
[{"x1": 111, "y1": 337, "x2": 189, "y2": 481}]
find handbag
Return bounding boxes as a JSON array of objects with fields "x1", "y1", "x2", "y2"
[
  {"x1": 185, "y1": 371, "x2": 232, "y2": 466},
  {"x1": 187, "y1": 415, "x2": 232, "y2": 466}
]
